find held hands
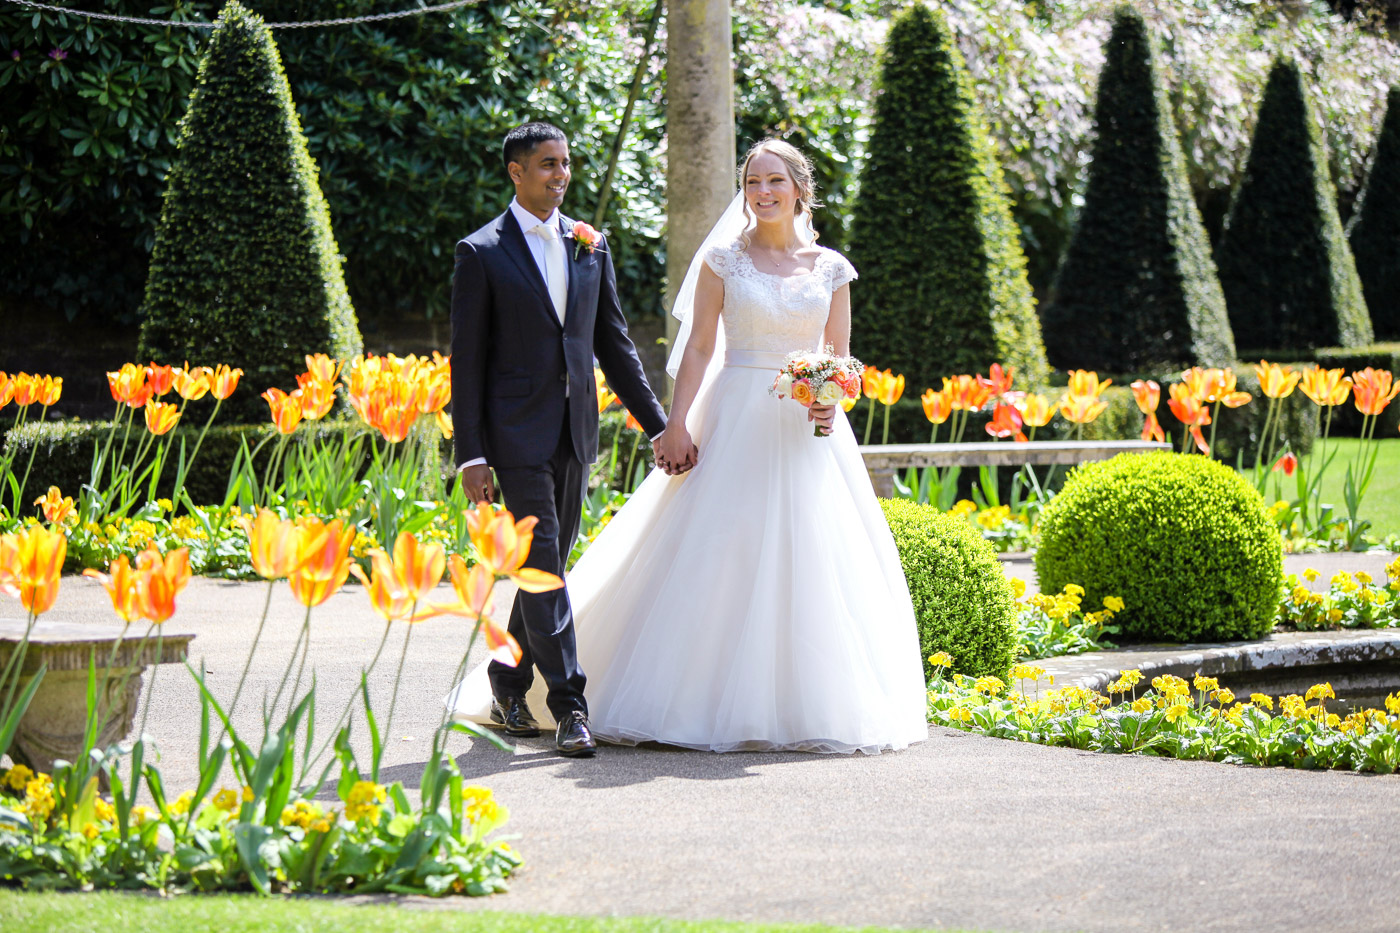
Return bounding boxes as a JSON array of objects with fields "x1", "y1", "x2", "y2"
[
  {"x1": 809, "y1": 403, "x2": 837, "y2": 436},
  {"x1": 654, "y1": 428, "x2": 698, "y2": 476}
]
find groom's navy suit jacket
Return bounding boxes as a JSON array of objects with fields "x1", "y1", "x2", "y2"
[{"x1": 450, "y1": 209, "x2": 667, "y2": 469}]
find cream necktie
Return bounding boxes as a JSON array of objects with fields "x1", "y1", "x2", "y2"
[{"x1": 535, "y1": 223, "x2": 567, "y2": 325}]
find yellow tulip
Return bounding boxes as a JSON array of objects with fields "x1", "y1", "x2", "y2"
[
  {"x1": 0, "y1": 525, "x2": 67, "y2": 616},
  {"x1": 287, "y1": 518, "x2": 355, "y2": 608}
]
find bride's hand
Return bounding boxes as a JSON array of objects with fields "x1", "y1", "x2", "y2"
[
  {"x1": 809, "y1": 403, "x2": 836, "y2": 436},
  {"x1": 655, "y1": 428, "x2": 697, "y2": 476}
]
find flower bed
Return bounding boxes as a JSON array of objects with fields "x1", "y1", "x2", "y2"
[{"x1": 925, "y1": 659, "x2": 1400, "y2": 774}]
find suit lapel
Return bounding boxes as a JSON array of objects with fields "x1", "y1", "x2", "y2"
[
  {"x1": 560, "y1": 214, "x2": 588, "y2": 331},
  {"x1": 497, "y1": 212, "x2": 558, "y2": 326}
]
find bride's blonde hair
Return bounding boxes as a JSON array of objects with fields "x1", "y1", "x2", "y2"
[{"x1": 737, "y1": 138, "x2": 821, "y2": 248}]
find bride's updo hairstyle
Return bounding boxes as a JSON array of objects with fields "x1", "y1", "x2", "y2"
[{"x1": 738, "y1": 138, "x2": 822, "y2": 247}]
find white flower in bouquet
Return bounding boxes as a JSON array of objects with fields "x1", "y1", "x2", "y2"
[
  {"x1": 816, "y1": 380, "x2": 844, "y2": 406},
  {"x1": 774, "y1": 373, "x2": 794, "y2": 398}
]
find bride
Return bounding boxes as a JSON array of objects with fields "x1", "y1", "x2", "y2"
[{"x1": 448, "y1": 139, "x2": 928, "y2": 754}]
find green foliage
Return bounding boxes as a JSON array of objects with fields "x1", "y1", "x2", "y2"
[
  {"x1": 1042, "y1": 6, "x2": 1235, "y2": 373},
  {"x1": 1347, "y1": 86, "x2": 1400, "y2": 341},
  {"x1": 136, "y1": 3, "x2": 361, "y2": 422},
  {"x1": 1216, "y1": 58, "x2": 1374, "y2": 352},
  {"x1": 1035, "y1": 451, "x2": 1283, "y2": 642},
  {"x1": 0, "y1": 1, "x2": 665, "y2": 324},
  {"x1": 849, "y1": 4, "x2": 1048, "y2": 392},
  {"x1": 878, "y1": 497, "x2": 1017, "y2": 679}
]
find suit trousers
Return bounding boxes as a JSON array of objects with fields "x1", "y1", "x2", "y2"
[{"x1": 487, "y1": 418, "x2": 588, "y2": 720}]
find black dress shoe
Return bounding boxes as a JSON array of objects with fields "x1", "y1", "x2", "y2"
[
  {"x1": 489, "y1": 696, "x2": 541, "y2": 738},
  {"x1": 555, "y1": 711, "x2": 597, "y2": 758}
]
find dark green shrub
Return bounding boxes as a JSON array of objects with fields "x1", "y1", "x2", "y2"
[
  {"x1": 879, "y1": 497, "x2": 1017, "y2": 679},
  {"x1": 1216, "y1": 58, "x2": 1373, "y2": 353},
  {"x1": 136, "y1": 2, "x2": 361, "y2": 421},
  {"x1": 1042, "y1": 6, "x2": 1235, "y2": 373},
  {"x1": 1347, "y1": 86, "x2": 1400, "y2": 342},
  {"x1": 849, "y1": 4, "x2": 1048, "y2": 393},
  {"x1": 1035, "y1": 451, "x2": 1283, "y2": 642}
]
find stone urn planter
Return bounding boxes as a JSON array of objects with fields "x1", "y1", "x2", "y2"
[{"x1": 0, "y1": 620, "x2": 193, "y2": 774}]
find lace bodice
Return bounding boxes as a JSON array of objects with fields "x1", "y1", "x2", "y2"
[{"x1": 703, "y1": 240, "x2": 858, "y2": 354}]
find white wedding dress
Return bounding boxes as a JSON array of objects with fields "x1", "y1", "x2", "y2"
[{"x1": 446, "y1": 239, "x2": 928, "y2": 754}]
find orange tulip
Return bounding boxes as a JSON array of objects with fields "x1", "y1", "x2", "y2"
[
  {"x1": 861, "y1": 365, "x2": 882, "y2": 400},
  {"x1": 1016, "y1": 393, "x2": 1054, "y2": 428},
  {"x1": 143, "y1": 400, "x2": 181, "y2": 436},
  {"x1": 212, "y1": 365, "x2": 243, "y2": 400},
  {"x1": 1185, "y1": 367, "x2": 1250, "y2": 407},
  {"x1": 1351, "y1": 368, "x2": 1399, "y2": 417},
  {"x1": 10, "y1": 373, "x2": 37, "y2": 407},
  {"x1": 1066, "y1": 370, "x2": 1111, "y2": 399},
  {"x1": 304, "y1": 353, "x2": 343, "y2": 385},
  {"x1": 33, "y1": 486, "x2": 75, "y2": 526},
  {"x1": 921, "y1": 388, "x2": 952, "y2": 425},
  {"x1": 146, "y1": 363, "x2": 175, "y2": 398},
  {"x1": 1298, "y1": 367, "x2": 1352, "y2": 408},
  {"x1": 1130, "y1": 380, "x2": 1160, "y2": 415},
  {"x1": 32, "y1": 375, "x2": 62, "y2": 407},
  {"x1": 1254, "y1": 361, "x2": 1300, "y2": 400},
  {"x1": 0, "y1": 372, "x2": 11, "y2": 410},
  {"x1": 465, "y1": 503, "x2": 565, "y2": 593},
  {"x1": 595, "y1": 368, "x2": 618, "y2": 414},
  {"x1": 624, "y1": 409, "x2": 643, "y2": 432},
  {"x1": 1058, "y1": 393, "x2": 1108, "y2": 425},
  {"x1": 985, "y1": 403, "x2": 1028, "y2": 442},
  {"x1": 839, "y1": 394, "x2": 859, "y2": 413},
  {"x1": 295, "y1": 375, "x2": 336, "y2": 421},
  {"x1": 134, "y1": 547, "x2": 191, "y2": 624},
  {"x1": 415, "y1": 372, "x2": 451, "y2": 415},
  {"x1": 288, "y1": 518, "x2": 355, "y2": 608},
  {"x1": 245, "y1": 508, "x2": 318, "y2": 581},
  {"x1": 263, "y1": 388, "x2": 304, "y2": 434},
  {"x1": 876, "y1": 371, "x2": 905, "y2": 406},
  {"x1": 83, "y1": 555, "x2": 143, "y2": 623},
  {"x1": 1274, "y1": 451, "x2": 1298, "y2": 476},
  {"x1": 1167, "y1": 383, "x2": 1211, "y2": 455},
  {"x1": 977, "y1": 363, "x2": 1014, "y2": 399},
  {"x1": 107, "y1": 363, "x2": 144, "y2": 406},
  {"x1": 173, "y1": 365, "x2": 213, "y2": 401},
  {"x1": 414, "y1": 555, "x2": 521, "y2": 665},
  {"x1": 349, "y1": 550, "x2": 415, "y2": 622},
  {"x1": 0, "y1": 524, "x2": 67, "y2": 616},
  {"x1": 1141, "y1": 413, "x2": 1165, "y2": 443},
  {"x1": 391, "y1": 531, "x2": 446, "y2": 601},
  {"x1": 435, "y1": 409, "x2": 454, "y2": 440}
]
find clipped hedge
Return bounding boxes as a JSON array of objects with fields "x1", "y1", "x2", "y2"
[
  {"x1": 849, "y1": 4, "x2": 1048, "y2": 394},
  {"x1": 137, "y1": 2, "x2": 361, "y2": 423},
  {"x1": 879, "y1": 497, "x2": 1017, "y2": 679},
  {"x1": 1216, "y1": 58, "x2": 1373, "y2": 352},
  {"x1": 1347, "y1": 86, "x2": 1400, "y2": 342},
  {"x1": 1036, "y1": 451, "x2": 1283, "y2": 643},
  {"x1": 1042, "y1": 6, "x2": 1235, "y2": 373}
]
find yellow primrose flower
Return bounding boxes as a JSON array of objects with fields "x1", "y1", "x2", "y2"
[
  {"x1": 171, "y1": 790, "x2": 195, "y2": 815},
  {"x1": 1130, "y1": 697, "x2": 1152, "y2": 713},
  {"x1": 1063, "y1": 583, "x2": 1085, "y2": 597},
  {"x1": 94, "y1": 798, "x2": 116, "y2": 822},
  {"x1": 972, "y1": 676, "x2": 1005, "y2": 696},
  {"x1": 1164, "y1": 703, "x2": 1190, "y2": 723},
  {"x1": 1211, "y1": 688, "x2": 1235, "y2": 706},
  {"x1": 1193, "y1": 674, "x2": 1219, "y2": 692},
  {"x1": 1009, "y1": 578, "x2": 1027, "y2": 600},
  {"x1": 1291, "y1": 586, "x2": 1311, "y2": 603},
  {"x1": 130, "y1": 806, "x2": 156, "y2": 827},
  {"x1": 1303, "y1": 568, "x2": 1319, "y2": 582},
  {"x1": 1328, "y1": 608, "x2": 1344, "y2": 623},
  {"x1": 82, "y1": 822, "x2": 100, "y2": 840},
  {"x1": 927, "y1": 651, "x2": 954, "y2": 668},
  {"x1": 1356, "y1": 571, "x2": 1373, "y2": 585},
  {"x1": 1305, "y1": 683, "x2": 1336, "y2": 702},
  {"x1": 345, "y1": 780, "x2": 387, "y2": 823},
  {"x1": 947, "y1": 706, "x2": 973, "y2": 724},
  {"x1": 212, "y1": 788, "x2": 239, "y2": 811},
  {"x1": 1250, "y1": 693, "x2": 1274, "y2": 710},
  {"x1": 156, "y1": 498, "x2": 173, "y2": 513},
  {"x1": 3, "y1": 764, "x2": 34, "y2": 792},
  {"x1": 1009, "y1": 663, "x2": 1046, "y2": 682},
  {"x1": 1102, "y1": 596, "x2": 1125, "y2": 613}
]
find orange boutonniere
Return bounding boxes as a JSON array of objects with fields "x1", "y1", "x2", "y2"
[{"x1": 571, "y1": 221, "x2": 601, "y2": 259}]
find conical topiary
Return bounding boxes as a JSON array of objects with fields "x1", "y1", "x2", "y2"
[
  {"x1": 1042, "y1": 5, "x2": 1235, "y2": 373},
  {"x1": 1347, "y1": 85, "x2": 1400, "y2": 341},
  {"x1": 848, "y1": 3, "x2": 1048, "y2": 390},
  {"x1": 1216, "y1": 58, "x2": 1372, "y2": 353},
  {"x1": 138, "y1": 1, "x2": 361, "y2": 419}
]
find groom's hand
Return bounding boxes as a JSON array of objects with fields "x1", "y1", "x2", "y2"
[{"x1": 458, "y1": 463, "x2": 496, "y2": 503}]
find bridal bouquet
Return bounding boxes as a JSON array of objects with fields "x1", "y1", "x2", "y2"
[{"x1": 770, "y1": 346, "x2": 864, "y2": 437}]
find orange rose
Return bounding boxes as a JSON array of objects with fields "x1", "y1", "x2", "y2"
[{"x1": 791, "y1": 379, "x2": 815, "y2": 408}]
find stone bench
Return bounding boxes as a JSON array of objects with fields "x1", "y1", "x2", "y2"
[
  {"x1": 0, "y1": 620, "x2": 194, "y2": 774},
  {"x1": 858, "y1": 439, "x2": 1174, "y2": 498}
]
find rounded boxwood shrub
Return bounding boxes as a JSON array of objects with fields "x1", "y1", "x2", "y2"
[
  {"x1": 879, "y1": 498, "x2": 1016, "y2": 679},
  {"x1": 1035, "y1": 451, "x2": 1282, "y2": 642}
]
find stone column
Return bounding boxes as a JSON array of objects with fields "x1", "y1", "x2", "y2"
[{"x1": 665, "y1": 0, "x2": 735, "y2": 352}]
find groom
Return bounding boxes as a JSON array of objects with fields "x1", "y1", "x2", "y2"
[{"x1": 450, "y1": 122, "x2": 681, "y2": 757}]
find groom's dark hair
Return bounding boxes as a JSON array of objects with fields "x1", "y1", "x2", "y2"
[{"x1": 503, "y1": 122, "x2": 568, "y2": 172}]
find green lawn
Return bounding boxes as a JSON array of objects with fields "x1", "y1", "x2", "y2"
[
  {"x1": 1280, "y1": 437, "x2": 1400, "y2": 539},
  {"x1": 0, "y1": 892, "x2": 965, "y2": 933}
]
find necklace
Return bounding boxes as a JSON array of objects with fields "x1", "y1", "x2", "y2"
[{"x1": 751, "y1": 243, "x2": 806, "y2": 275}]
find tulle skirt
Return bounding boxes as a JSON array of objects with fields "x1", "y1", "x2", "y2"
[{"x1": 446, "y1": 350, "x2": 928, "y2": 754}]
